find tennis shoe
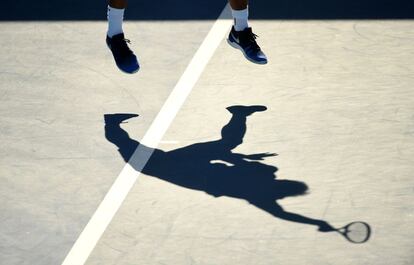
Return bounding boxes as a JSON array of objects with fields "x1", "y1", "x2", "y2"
[
  {"x1": 227, "y1": 27, "x2": 267, "y2": 64},
  {"x1": 106, "y1": 33, "x2": 140, "y2": 74}
]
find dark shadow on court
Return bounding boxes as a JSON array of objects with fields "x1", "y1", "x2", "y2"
[
  {"x1": 1, "y1": 0, "x2": 414, "y2": 21},
  {"x1": 104, "y1": 106, "x2": 335, "y2": 232}
]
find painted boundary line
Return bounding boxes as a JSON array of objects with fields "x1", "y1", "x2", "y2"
[{"x1": 61, "y1": 5, "x2": 232, "y2": 265}]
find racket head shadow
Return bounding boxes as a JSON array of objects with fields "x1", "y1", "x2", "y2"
[{"x1": 337, "y1": 221, "x2": 371, "y2": 244}]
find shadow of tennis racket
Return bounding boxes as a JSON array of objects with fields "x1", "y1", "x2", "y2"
[{"x1": 334, "y1": 221, "x2": 371, "y2": 244}]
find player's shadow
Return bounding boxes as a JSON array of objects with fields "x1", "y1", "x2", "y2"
[{"x1": 104, "y1": 106, "x2": 333, "y2": 231}]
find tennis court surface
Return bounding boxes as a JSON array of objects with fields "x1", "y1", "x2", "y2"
[{"x1": 1, "y1": 1, "x2": 414, "y2": 264}]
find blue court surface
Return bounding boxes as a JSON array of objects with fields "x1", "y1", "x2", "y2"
[{"x1": 1, "y1": 1, "x2": 414, "y2": 265}]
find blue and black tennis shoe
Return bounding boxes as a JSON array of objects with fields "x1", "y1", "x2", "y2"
[
  {"x1": 106, "y1": 33, "x2": 140, "y2": 74},
  {"x1": 227, "y1": 27, "x2": 267, "y2": 65}
]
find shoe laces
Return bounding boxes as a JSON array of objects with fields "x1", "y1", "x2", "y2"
[
  {"x1": 113, "y1": 38, "x2": 133, "y2": 56},
  {"x1": 240, "y1": 29, "x2": 260, "y2": 51}
]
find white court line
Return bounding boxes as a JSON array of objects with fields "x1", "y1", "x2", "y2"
[
  {"x1": 61, "y1": 5, "x2": 232, "y2": 265},
  {"x1": 159, "y1": 140, "x2": 180, "y2": 144}
]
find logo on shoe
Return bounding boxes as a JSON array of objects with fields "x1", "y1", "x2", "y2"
[{"x1": 231, "y1": 32, "x2": 240, "y2": 43}]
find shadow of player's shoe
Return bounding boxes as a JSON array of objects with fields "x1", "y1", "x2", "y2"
[
  {"x1": 104, "y1": 113, "x2": 139, "y2": 125},
  {"x1": 226, "y1": 105, "x2": 267, "y2": 116}
]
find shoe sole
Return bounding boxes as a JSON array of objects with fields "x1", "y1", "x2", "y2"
[
  {"x1": 106, "y1": 42, "x2": 140, "y2": 74},
  {"x1": 227, "y1": 38, "x2": 267, "y2": 65}
]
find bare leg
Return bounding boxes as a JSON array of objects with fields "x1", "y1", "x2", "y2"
[
  {"x1": 229, "y1": 0, "x2": 248, "y2": 10},
  {"x1": 108, "y1": 0, "x2": 127, "y2": 9}
]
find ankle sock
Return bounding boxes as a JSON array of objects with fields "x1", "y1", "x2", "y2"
[
  {"x1": 231, "y1": 7, "x2": 249, "y2": 31},
  {"x1": 107, "y1": 6, "x2": 124, "y2": 38}
]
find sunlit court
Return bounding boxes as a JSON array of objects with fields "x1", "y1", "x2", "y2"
[{"x1": 1, "y1": 1, "x2": 413, "y2": 264}]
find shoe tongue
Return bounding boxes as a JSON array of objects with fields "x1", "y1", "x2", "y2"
[{"x1": 239, "y1": 27, "x2": 253, "y2": 38}]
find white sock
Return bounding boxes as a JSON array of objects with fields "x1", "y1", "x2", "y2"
[
  {"x1": 107, "y1": 6, "x2": 124, "y2": 38},
  {"x1": 231, "y1": 7, "x2": 249, "y2": 31}
]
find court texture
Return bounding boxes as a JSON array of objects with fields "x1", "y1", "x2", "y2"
[{"x1": 1, "y1": 1, "x2": 414, "y2": 264}]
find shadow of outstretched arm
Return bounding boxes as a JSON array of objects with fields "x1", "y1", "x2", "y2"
[{"x1": 250, "y1": 200, "x2": 334, "y2": 232}]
